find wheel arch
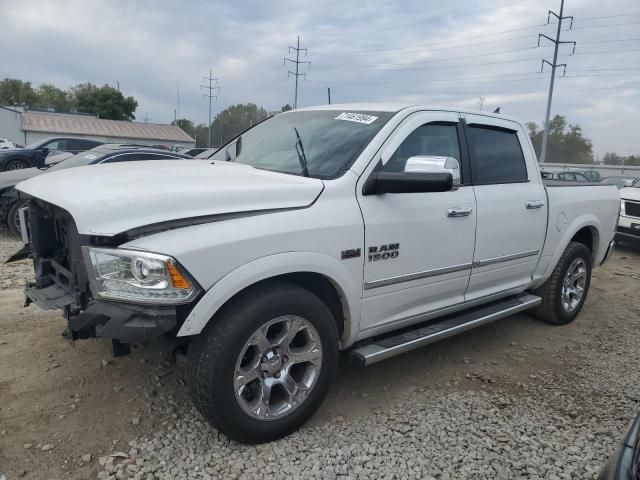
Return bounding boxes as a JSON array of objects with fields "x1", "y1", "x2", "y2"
[
  {"x1": 178, "y1": 252, "x2": 361, "y2": 347},
  {"x1": 1, "y1": 155, "x2": 32, "y2": 170},
  {"x1": 540, "y1": 215, "x2": 602, "y2": 284}
]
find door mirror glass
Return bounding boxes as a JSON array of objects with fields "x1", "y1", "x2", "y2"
[{"x1": 404, "y1": 155, "x2": 460, "y2": 186}]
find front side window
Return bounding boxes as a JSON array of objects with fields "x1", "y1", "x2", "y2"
[
  {"x1": 467, "y1": 126, "x2": 527, "y2": 184},
  {"x1": 44, "y1": 139, "x2": 65, "y2": 151},
  {"x1": 209, "y1": 110, "x2": 395, "y2": 179},
  {"x1": 379, "y1": 123, "x2": 461, "y2": 173}
]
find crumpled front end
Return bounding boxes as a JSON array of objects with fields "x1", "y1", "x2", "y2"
[{"x1": 20, "y1": 199, "x2": 184, "y2": 348}]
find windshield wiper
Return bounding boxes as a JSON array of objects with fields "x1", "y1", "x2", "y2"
[{"x1": 293, "y1": 128, "x2": 310, "y2": 177}]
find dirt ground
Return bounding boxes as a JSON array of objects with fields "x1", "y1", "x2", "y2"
[{"x1": 1, "y1": 233, "x2": 639, "y2": 479}]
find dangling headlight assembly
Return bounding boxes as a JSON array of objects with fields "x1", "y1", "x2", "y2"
[{"x1": 84, "y1": 247, "x2": 198, "y2": 304}]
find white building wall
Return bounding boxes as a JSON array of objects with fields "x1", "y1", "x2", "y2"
[{"x1": 0, "y1": 107, "x2": 24, "y2": 145}]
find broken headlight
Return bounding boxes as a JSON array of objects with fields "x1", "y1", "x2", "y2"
[{"x1": 84, "y1": 247, "x2": 198, "y2": 305}]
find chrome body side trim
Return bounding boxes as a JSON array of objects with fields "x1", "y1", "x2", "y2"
[
  {"x1": 473, "y1": 249, "x2": 539, "y2": 268},
  {"x1": 363, "y1": 262, "x2": 472, "y2": 290}
]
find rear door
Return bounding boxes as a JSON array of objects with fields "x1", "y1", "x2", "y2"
[
  {"x1": 463, "y1": 113, "x2": 546, "y2": 301},
  {"x1": 357, "y1": 111, "x2": 477, "y2": 334}
]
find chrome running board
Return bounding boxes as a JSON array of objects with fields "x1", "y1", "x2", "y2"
[{"x1": 351, "y1": 293, "x2": 542, "y2": 366}]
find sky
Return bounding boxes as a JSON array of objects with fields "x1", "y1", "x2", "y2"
[{"x1": 1, "y1": 0, "x2": 639, "y2": 156}]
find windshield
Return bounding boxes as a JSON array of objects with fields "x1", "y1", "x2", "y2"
[{"x1": 209, "y1": 110, "x2": 395, "y2": 179}]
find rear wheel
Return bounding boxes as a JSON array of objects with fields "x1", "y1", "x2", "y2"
[
  {"x1": 188, "y1": 282, "x2": 339, "y2": 443},
  {"x1": 531, "y1": 241, "x2": 592, "y2": 325},
  {"x1": 4, "y1": 158, "x2": 30, "y2": 171}
]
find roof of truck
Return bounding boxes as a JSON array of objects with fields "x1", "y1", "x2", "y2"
[{"x1": 297, "y1": 103, "x2": 521, "y2": 123}]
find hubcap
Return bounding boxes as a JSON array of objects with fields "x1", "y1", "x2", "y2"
[
  {"x1": 561, "y1": 258, "x2": 587, "y2": 312},
  {"x1": 234, "y1": 315, "x2": 322, "y2": 421}
]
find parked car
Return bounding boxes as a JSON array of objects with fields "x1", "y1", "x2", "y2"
[
  {"x1": 617, "y1": 178, "x2": 640, "y2": 242},
  {"x1": 578, "y1": 170, "x2": 602, "y2": 182},
  {"x1": 181, "y1": 148, "x2": 209, "y2": 157},
  {"x1": 12, "y1": 104, "x2": 619, "y2": 443},
  {"x1": 597, "y1": 414, "x2": 640, "y2": 479},
  {"x1": 0, "y1": 138, "x2": 15, "y2": 149},
  {"x1": 540, "y1": 170, "x2": 591, "y2": 182},
  {"x1": 0, "y1": 144, "x2": 192, "y2": 236},
  {"x1": 194, "y1": 148, "x2": 218, "y2": 159},
  {"x1": 601, "y1": 175, "x2": 638, "y2": 189},
  {"x1": 0, "y1": 137, "x2": 103, "y2": 171}
]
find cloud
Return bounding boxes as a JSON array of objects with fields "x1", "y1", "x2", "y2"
[{"x1": 1, "y1": 0, "x2": 639, "y2": 155}]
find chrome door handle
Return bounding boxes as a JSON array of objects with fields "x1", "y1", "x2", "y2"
[
  {"x1": 526, "y1": 200, "x2": 544, "y2": 209},
  {"x1": 447, "y1": 207, "x2": 473, "y2": 218}
]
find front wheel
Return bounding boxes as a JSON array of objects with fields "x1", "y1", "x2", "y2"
[
  {"x1": 531, "y1": 241, "x2": 592, "y2": 325},
  {"x1": 188, "y1": 282, "x2": 339, "y2": 443}
]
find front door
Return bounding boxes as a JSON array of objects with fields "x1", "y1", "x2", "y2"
[
  {"x1": 356, "y1": 111, "x2": 477, "y2": 335},
  {"x1": 462, "y1": 113, "x2": 547, "y2": 301}
]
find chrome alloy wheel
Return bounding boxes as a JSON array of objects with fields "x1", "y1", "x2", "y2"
[
  {"x1": 561, "y1": 257, "x2": 587, "y2": 312},
  {"x1": 234, "y1": 315, "x2": 323, "y2": 421}
]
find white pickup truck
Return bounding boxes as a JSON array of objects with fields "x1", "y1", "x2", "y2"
[{"x1": 13, "y1": 104, "x2": 619, "y2": 443}]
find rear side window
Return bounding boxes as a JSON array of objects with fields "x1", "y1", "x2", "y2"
[{"x1": 467, "y1": 126, "x2": 527, "y2": 184}]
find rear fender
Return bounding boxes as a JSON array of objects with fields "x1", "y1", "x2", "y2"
[{"x1": 534, "y1": 214, "x2": 602, "y2": 285}]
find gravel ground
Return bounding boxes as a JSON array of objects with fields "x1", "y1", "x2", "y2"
[{"x1": 1, "y1": 234, "x2": 640, "y2": 479}]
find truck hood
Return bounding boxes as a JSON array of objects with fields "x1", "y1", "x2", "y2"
[
  {"x1": 620, "y1": 186, "x2": 640, "y2": 202},
  {"x1": 16, "y1": 160, "x2": 324, "y2": 236}
]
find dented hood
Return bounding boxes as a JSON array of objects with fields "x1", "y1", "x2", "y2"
[{"x1": 16, "y1": 160, "x2": 324, "y2": 236}]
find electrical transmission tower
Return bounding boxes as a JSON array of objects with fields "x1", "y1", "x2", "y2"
[
  {"x1": 284, "y1": 36, "x2": 310, "y2": 109},
  {"x1": 538, "y1": 0, "x2": 576, "y2": 163},
  {"x1": 201, "y1": 70, "x2": 220, "y2": 148}
]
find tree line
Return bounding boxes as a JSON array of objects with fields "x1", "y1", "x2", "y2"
[
  {"x1": 0, "y1": 78, "x2": 138, "y2": 121},
  {"x1": 172, "y1": 103, "x2": 291, "y2": 148}
]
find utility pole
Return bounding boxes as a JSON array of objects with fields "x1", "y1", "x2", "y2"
[
  {"x1": 538, "y1": 0, "x2": 576, "y2": 163},
  {"x1": 284, "y1": 36, "x2": 310, "y2": 109},
  {"x1": 327, "y1": 87, "x2": 331, "y2": 105},
  {"x1": 176, "y1": 79, "x2": 180, "y2": 120},
  {"x1": 479, "y1": 96, "x2": 485, "y2": 111},
  {"x1": 201, "y1": 70, "x2": 219, "y2": 148},
  {"x1": 143, "y1": 112, "x2": 151, "y2": 123}
]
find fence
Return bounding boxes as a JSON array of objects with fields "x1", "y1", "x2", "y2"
[{"x1": 540, "y1": 163, "x2": 640, "y2": 178}]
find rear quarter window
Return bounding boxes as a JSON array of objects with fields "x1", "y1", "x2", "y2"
[{"x1": 467, "y1": 125, "x2": 528, "y2": 184}]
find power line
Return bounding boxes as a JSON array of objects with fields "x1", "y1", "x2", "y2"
[
  {"x1": 284, "y1": 36, "x2": 310, "y2": 109},
  {"x1": 200, "y1": 70, "x2": 219, "y2": 148},
  {"x1": 571, "y1": 20, "x2": 640, "y2": 30}
]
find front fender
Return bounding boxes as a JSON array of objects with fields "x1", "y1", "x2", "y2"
[{"x1": 177, "y1": 251, "x2": 362, "y2": 347}]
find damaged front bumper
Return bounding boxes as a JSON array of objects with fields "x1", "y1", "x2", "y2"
[{"x1": 17, "y1": 199, "x2": 186, "y2": 347}]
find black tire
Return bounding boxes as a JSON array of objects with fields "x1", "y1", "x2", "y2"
[
  {"x1": 7, "y1": 200, "x2": 28, "y2": 237},
  {"x1": 188, "y1": 281, "x2": 339, "y2": 443},
  {"x1": 531, "y1": 241, "x2": 592, "y2": 325},
  {"x1": 4, "y1": 158, "x2": 30, "y2": 171}
]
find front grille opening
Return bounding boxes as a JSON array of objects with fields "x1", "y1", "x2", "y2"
[{"x1": 626, "y1": 201, "x2": 640, "y2": 218}]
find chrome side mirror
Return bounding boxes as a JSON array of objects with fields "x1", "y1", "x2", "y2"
[{"x1": 404, "y1": 156, "x2": 460, "y2": 186}]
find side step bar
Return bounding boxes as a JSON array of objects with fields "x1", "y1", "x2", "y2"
[{"x1": 351, "y1": 293, "x2": 542, "y2": 366}]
